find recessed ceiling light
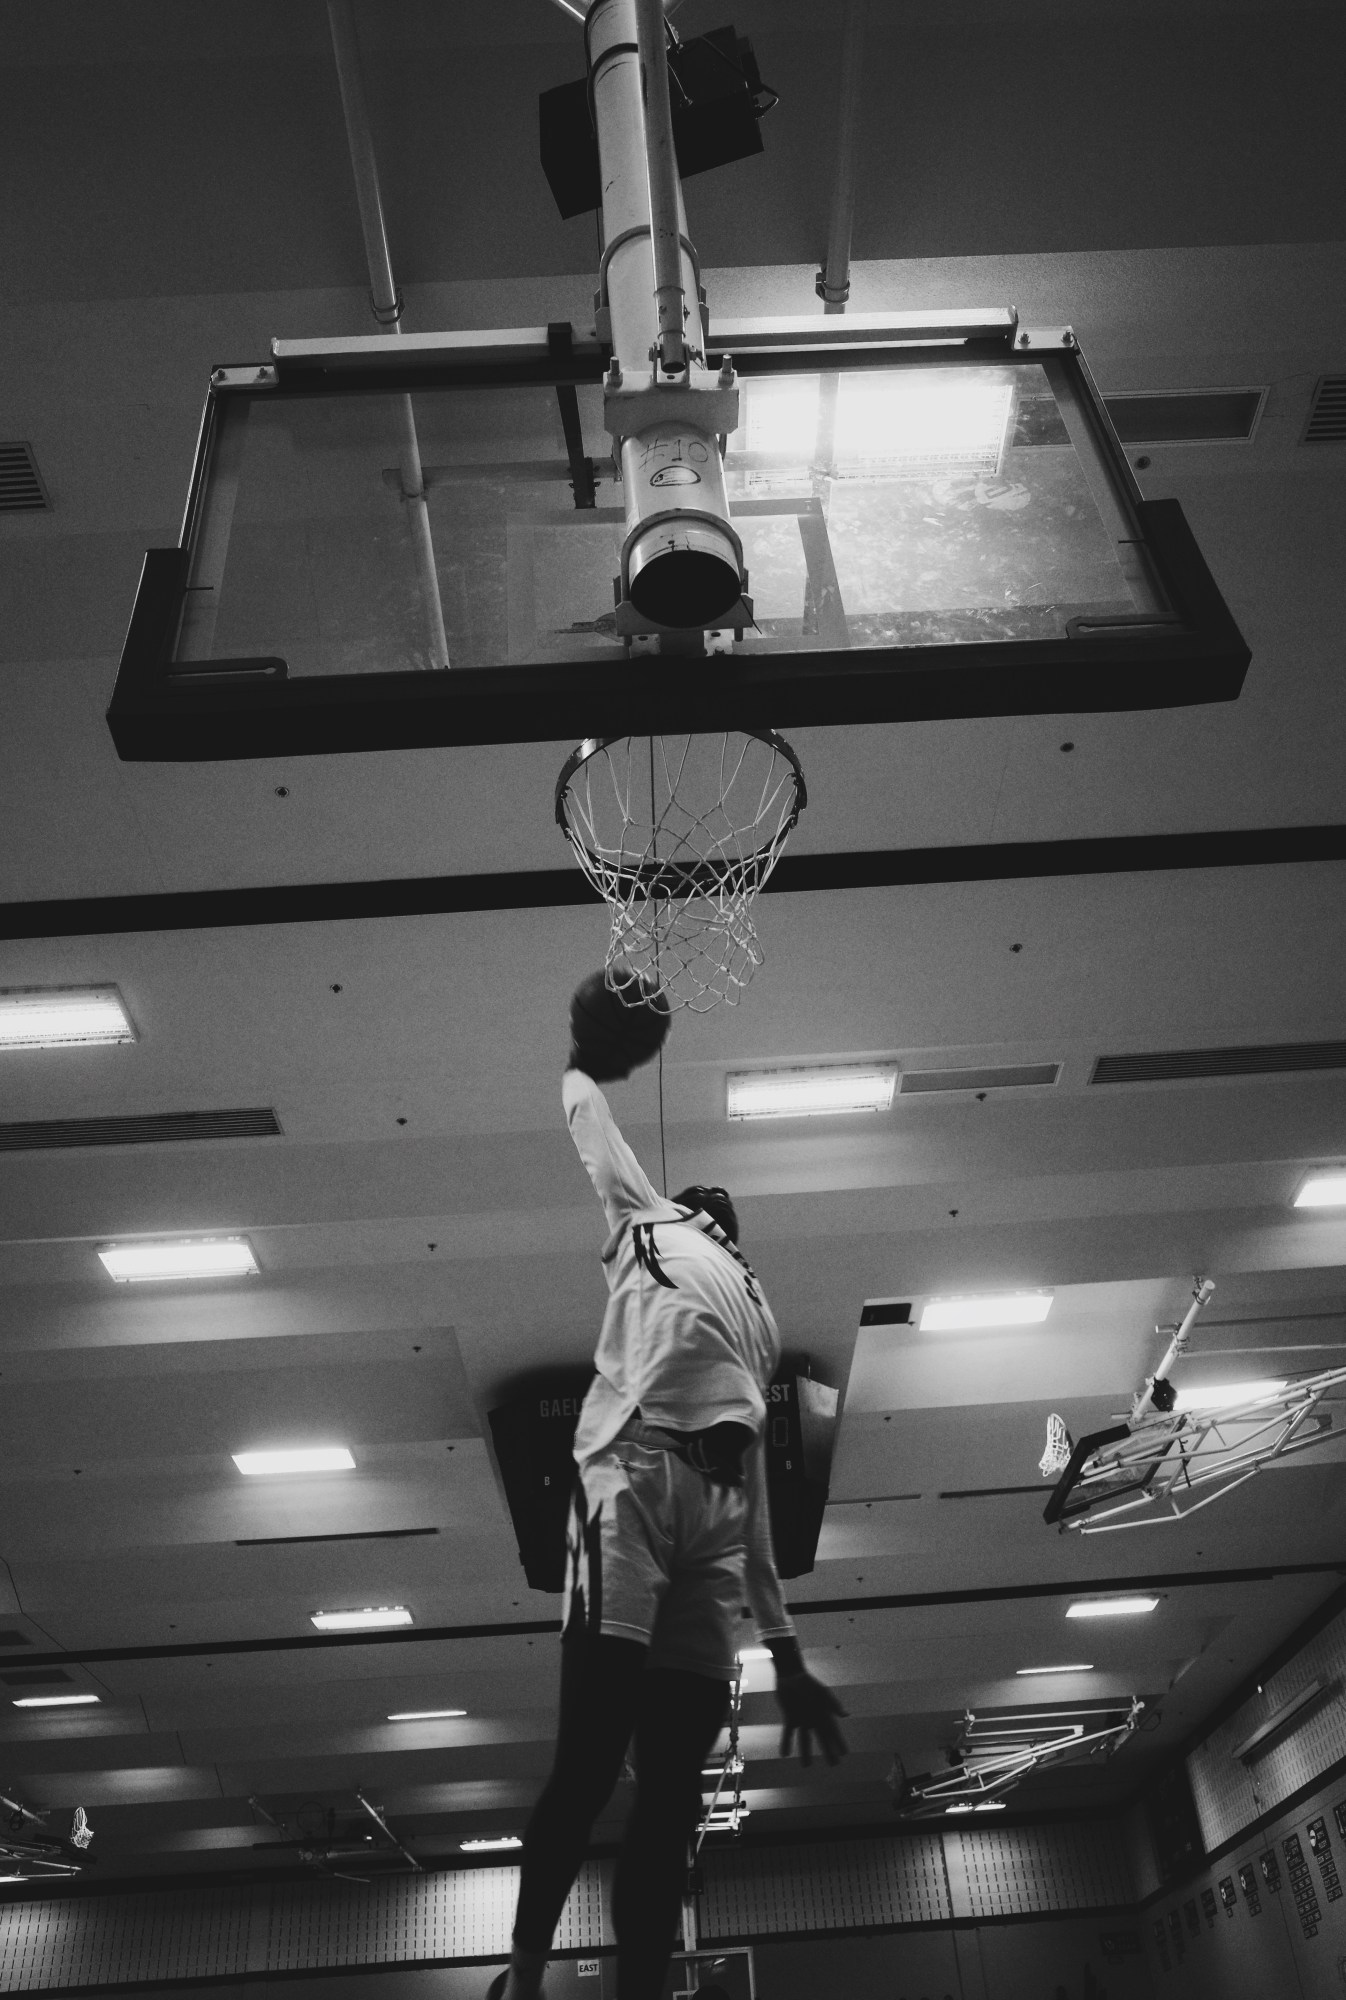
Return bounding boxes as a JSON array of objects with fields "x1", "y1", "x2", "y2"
[
  {"x1": 387, "y1": 1708, "x2": 467, "y2": 1721},
  {"x1": 0, "y1": 986, "x2": 135, "y2": 1049},
  {"x1": 1172, "y1": 1379, "x2": 1285, "y2": 1412},
  {"x1": 1016, "y1": 1664, "x2": 1093, "y2": 1677},
  {"x1": 726, "y1": 1066, "x2": 897, "y2": 1121},
  {"x1": 1295, "y1": 1172, "x2": 1346, "y2": 1208},
  {"x1": 919, "y1": 1292, "x2": 1053, "y2": 1331},
  {"x1": 461, "y1": 1835, "x2": 522, "y2": 1851},
  {"x1": 311, "y1": 1607, "x2": 413, "y2": 1632},
  {"x1": 233, "y1": 1447, "x2": 355, "y2": 1476},
  {"x1": 12, "y1": 1693, "x2": 101, "y2": 1708},
  {"x1": 98, "y1": 1238, "x2": 259, "y2": 1283},
  {"x1": 1065, "y1": 1597, "x2": 1158, "y2": 1620}
]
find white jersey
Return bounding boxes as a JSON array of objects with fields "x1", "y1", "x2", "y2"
[{"x1": 563, "y1": 1068, "x2": 795, "y2": 1642}]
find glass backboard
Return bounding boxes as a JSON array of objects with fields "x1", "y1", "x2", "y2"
[{"x1": 108, "y1": 316, "x2": 1249, "y2": 760}]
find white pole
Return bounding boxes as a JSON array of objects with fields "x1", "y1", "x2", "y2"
[
  {"x1": 589, "y1": 0, "x2": 744, "y2": 632},
  {"x1": 818, "y1": 0, "x2": 867, "y2": 315},
  {"x1": 1134, "y1": 1278, "x2": 1216, "y2": 1420},
  {"x1": 328, "y1": 0, "x2": 451, "y2": 671}
]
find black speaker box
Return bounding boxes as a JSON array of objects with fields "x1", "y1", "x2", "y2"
[
  {"x1": 488, "y1": 1369, "x2": 594, "y2": 1592},
  {"x1": 489, "y1": 1358, "x2": 836, "y2": 1590},
  {"x1": 763, "y1": 1363, "x2": 838, "y2": 1579},
  {"x1": 539, "y1": 28, "x2": 767, "y2": 221}
]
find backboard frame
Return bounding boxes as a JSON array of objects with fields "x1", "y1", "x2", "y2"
[{"x1": 107, "y1": 314, "x2": 1251, "y2": 763}]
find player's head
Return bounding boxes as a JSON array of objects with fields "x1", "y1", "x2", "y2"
[{"x1": 675, "y1": 1185, "x2": 739, "y2": 1243}]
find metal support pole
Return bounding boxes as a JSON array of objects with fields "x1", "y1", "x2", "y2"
[
  {"x1": 634, "y1": 0, "x2": 686, "y2": 372},
  {"x1": 328, "y1": 0, "x2": 450, "y2": 670},
  {"x1": 1134, "y1": 1278, "x2": 1216, "y2": 1420},
  {"x1": 590, "y1": 0, "x2": 744, "y2": 632},
  {"x1": 817, "y1": 0, "x2": 867, "y2": 314}
]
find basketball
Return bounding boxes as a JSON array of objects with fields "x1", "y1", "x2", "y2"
[{"x1": 569, "y1": 967, "x2": 670, "y2": 1080}]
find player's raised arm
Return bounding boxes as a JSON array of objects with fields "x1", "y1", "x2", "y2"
[{"x1": 563, "y1": 969, "x2": 671, "y2": 1233}]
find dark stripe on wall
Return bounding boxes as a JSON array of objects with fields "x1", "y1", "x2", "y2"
[
  {"x1": 8, "y1": 1561, "x2": 1338, "y2": 1668},
  {"x1": 2, "y1": 823, "x2": 1344, "y2": 940}
]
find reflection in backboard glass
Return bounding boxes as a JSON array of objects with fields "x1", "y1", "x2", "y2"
[{"x1": 174, "y1": 360, "x2": 1164, "y2": 677}]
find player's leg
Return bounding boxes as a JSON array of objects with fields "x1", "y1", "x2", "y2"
[
  {"x1": 614, "y1": 1665, "x2": 731, "y2": 2000},
  {"x1": 500, "y1": 1630, "x2": 646, "y2": 2000},
  {"x1": 497, "y1": 1443, "x2": 672, "y2": 1999},
  {"x1": 611, "y1": 1453, "x2": 747, "y2": 2000}
]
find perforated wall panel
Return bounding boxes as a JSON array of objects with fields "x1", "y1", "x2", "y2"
[
  {"x1": 0, "y1": 1834, "x2": 1135, "y2": 1991},
  {"x1": 698, "y1": 1834, "x2": 950, "y2": 1938},
  {"x1": 947, "y1": 1823, "x2": 1134, "y2": 1917},
  {"x1": 0, "y1": 1888, "x2": 252, "y2": 1993},
  {"x1": 1187, "y1": 1605, "x2": 1346, "y2": 1850}
]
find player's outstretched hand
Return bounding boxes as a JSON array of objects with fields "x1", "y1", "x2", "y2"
[{"x1": 774, "y1": 1653, "x2": 848, "y2": 1768}]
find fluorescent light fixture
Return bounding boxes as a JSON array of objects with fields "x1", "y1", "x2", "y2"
[
  {"x1": 98, "y1": 1237, "x2": 258, "y2": 1283},
  {"x1": 310, "y1": 1606, "x2": 413, "y2": 1632},
  {"x1": 919, "y1": 1292, "x2": 1053, "y2": 1332},
  {"x1": 972, "y1": 1801, "x2": 1006, "y2": 1812},
  {"x1": 1065, "y1": 1597, "x2": 1159, "y2": 1620},
  {"x1": 1016, "y1": 1665, "x2": 1093, "y2": 1677},
  {"x1": 387, "y1": 1708, "x2": 467, "y2": 1721},
  {"x1": 727, "y1": 1066, "x2": 897, "y2": 1121},
  {"x1": 737, "y1": 1647, "x2": 772, "y2": 1662},
  {"x1": 0, "y1": 985, "x2": 135, "y2": 1049},
  {"x1": 232, "y1": 1447, "x2": 355, "y2": 1476},
  {"x1": 1173, "y1": 1379, "x2": 1285, "y2": 1412},
  {"x1": 1295, "y1": 1173, "x2": 1346, "y2": 1209},
  {"x1": 742, "y1": 369, "x2": 1014, "y2": 476},
  {"x1": 461, "y1": 1835, "x2": 522, "y2": 1851},
  {"x1": 12, "y1": 1693, "x2": 101, "y2": 1708}
]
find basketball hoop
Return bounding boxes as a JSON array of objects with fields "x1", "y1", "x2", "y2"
[{"x1": 555, "y1": 731, "x2": 807, "y2": 1012}]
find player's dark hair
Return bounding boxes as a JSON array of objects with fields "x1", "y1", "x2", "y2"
[{"x1": 674, "y1": 1185, "x2": 739, "y2": 1243}]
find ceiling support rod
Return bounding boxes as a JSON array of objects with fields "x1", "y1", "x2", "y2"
[
  {"x1": 817, "y1": 0, "x2": 867, "y2": 314},
  {"x1": 327, "y1": 0, "x2": 451, "y2": 670},
  {"x1": 355, "y1": 1790, "x2": 423, "y2": 1871}
]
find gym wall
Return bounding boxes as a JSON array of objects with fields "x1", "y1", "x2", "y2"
[{"x1": 0, "y1": 1821, "x2": 1138, "y2": 1995}]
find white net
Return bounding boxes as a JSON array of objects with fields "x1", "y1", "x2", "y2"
[
  {"x1": 556, "y1": 731, "x2": 806, "y2": 1012},
  {"x1": 1039, "y1": 1412, "x2": 1074, "y2": 1478}
]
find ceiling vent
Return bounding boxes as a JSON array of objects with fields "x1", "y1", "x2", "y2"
[
  {"x1": 1302, "y1": 377, "x2": 1346, "y2": 444},
  {"x1": 0, "y1": 1667, "x2": 72, "y2": 1687},
  {"x1": 0, "y1": 1106, "x2": 282, "y2": 1152},
  {"x1": 0, "y1": 1633, "x2": 33, "y2": 1652},
  {"x1": 1104, "y1": 390, "x2": 1264, "y2": 444},
  {"x1": 1090, "y1": 1040, "x2": 1346, "y2": 1086},
  {"x1": 0, "y1": 441, "x2": 50, "y2": 511},
  {"x1": 900, "y1": 1063, "x2": 1060, "y2": 1094}
]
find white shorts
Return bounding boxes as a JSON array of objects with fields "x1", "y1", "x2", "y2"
[{"x1": 562, "y1": 1428, "x2": 748, "y2": 1680}]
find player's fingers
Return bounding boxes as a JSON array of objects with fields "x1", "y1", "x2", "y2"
[
  {"x1": 779, "y1": 1721, "x2": 793, "y2": 1760},
  {"x1": 820, "y1": 1717, "x2": 848, "y2": 1765},
  {"x1": 798, "y1": 1728, "x2": 813, "y2": 1769}
]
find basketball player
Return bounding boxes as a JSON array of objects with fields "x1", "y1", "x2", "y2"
[{"x1": 490, "y1": 975, "x2": 845, "y2": 2000}]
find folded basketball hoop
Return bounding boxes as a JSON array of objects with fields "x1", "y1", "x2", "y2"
[{"x1": 556, "y1": 731, "x2": 807, "y2": 1012}]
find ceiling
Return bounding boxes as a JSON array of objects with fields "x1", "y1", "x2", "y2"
[{"x1": 1, "y1": 0, "x2": 1345, "y2": 1890}]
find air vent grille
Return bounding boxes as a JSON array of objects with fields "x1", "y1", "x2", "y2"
[
  {"x1": 900, "y1": 1063, "x2": 1060, "y2": 1094},
  {"x1": 1303, "y1": 377, "x2": 1346, "y2": 444},
  {"x1": 1091, "y1": 1041, "x2": 1346, "y2": 1086},
  {"x1": 0, "y1": 1668, "x2": 72, "y2": 1687},
  {"x1": 0, "y1": 1106, "x2": 282, "y2": 1152},
  {"x1": 1105, "y1": 390, "x2": 1264, "y2": 444},
  {"x1": 0, "y1": 441, "x2": 50, "y2": 511}
]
